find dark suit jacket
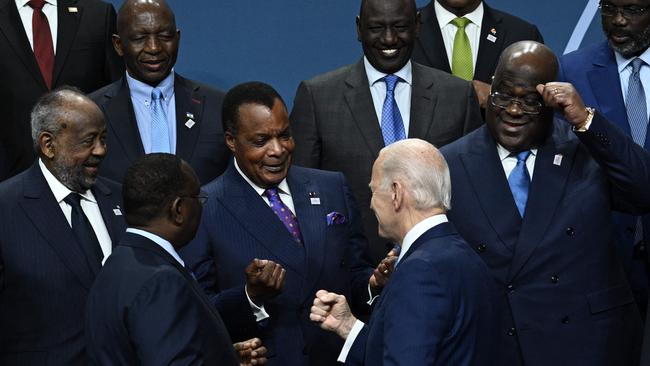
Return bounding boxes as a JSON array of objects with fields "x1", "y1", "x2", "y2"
[
  {"x1": 180, "y1": 164, "x2": 374, "y2": 366},
  {"x1": 441, "y1": 114, "x2": 650, "y2": 365},
  {"x1": 290, "y1": 59, "x2": 482, "y2": 264},
  {"x1": 89, "y1": 74, "x2": 230, "y2": 185},
  {"x1": 412, "y1": 1, "x2": 544, "y2": 83},
  {"x1": 86, "y1": 232, "x2": 239, "y2": 366},
  {"x1": 345, "y1": 222, "x2": 497, "y2": 366},
  {"x1": 0, "y1": 163, "x2": 126, "y2": 366},
  {"x1": 0, "y1": 0, "x2": 123, "y2": 180}
]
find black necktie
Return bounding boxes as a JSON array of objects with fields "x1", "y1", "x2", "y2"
[{"x1": 64, "y1": 193, "x2": 104, "y2": 274}]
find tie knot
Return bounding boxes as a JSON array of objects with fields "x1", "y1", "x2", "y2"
[
  {"x1": 451, "y1": 17, "x2": 471, "y2": 29},
  {"x1": 151, "y1": 88, "x2": 163, "y2": 101},
  {"x1": 28, "y1": 0, "x2": 46, "y2": 10},
  {"x1": 64, "y1": 193, "x2": 82, "y2": 208},
  {"x1": 513, "y1": 150, "x2": 531, "y2": 163},
  {"x1": 383, "y1": 74, "x2": 400, "y2": 92},
  {"x1": 263, "y1": 187, "x2": 280, "y2": 199},
  {"x1": 631, "y1": 58, "x2": 646, "y2": 75}
]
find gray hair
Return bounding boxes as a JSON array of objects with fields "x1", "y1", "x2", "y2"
[
  {"x1": 378, "y1": 139, "x2": 451, "y2": 211},
  {"x1": 30, "y1": 86, "x2": 87, "y2": 151}
]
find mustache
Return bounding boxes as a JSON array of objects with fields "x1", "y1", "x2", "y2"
[{"x1": 83, "y1": 156, "x2": 103, "y2": 167}]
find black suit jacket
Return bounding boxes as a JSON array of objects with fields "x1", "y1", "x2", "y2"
[
  {"x1": 412, "y1": 1, "x2": 543, "y2": 83},
  {"x1": 86, "y1": 232, "x2": 239, "y2": 366},
  {"x1": 0, "y1": 0, "x2": 123, "y2": 180},
  {"x1": 290, "y1": 59, "x2": 482, "y2": 263},
  {"x1": 0, "y1": 163, "x2": 126, "y2": 365},
  {"x1": 89, "y1": 74, "x2": 230, "y2": 185}
]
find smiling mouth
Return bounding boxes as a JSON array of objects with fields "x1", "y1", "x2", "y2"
[
  {"x1": 141, "y1": 59, "x2": 166, "y2": 70},
  {"x1": 380, "y1": 48, "x2": 399, "y2": 57},
  {"x1": 263, "y1": 164, "x2": 286, "y2": 173}
]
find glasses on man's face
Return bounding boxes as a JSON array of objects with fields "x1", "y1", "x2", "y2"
[
  {"x1": 181, "y1": 190, "x2": 209, "y2": 205},
  {"x1": 599, "y1": 2, "x2": 650, "y2": 18},
  {"x1": 489, "y1": 91, "x2": 544, "y2": 115}
]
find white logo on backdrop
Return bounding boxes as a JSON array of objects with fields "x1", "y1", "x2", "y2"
[{"x1": 563, "y1": 0, "x2": 600, "y2": 54}]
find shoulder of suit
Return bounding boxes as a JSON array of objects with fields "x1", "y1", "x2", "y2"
[
  {"x1": 88, "y1": 78, "x2": 123, "y2": 104},
  {"x1": 290, "y1": 165, "x2": 343, "y2": 182},
  {"x1": 484, "y1": 5, "x2": 540, "y2": 30},
  {"x1": 559, "y1": 41, "x2": 608, "y2": 65},
  {"x1": 440, "y1": 124, "x2": 486, "y2": 156},
  {"x1": 301, "y1": 62, "x2": 359, "y2": 87},
  {"x1": 413, "y1": 62, "x2": 472, "y2": 88},
  {"x1": 176, "y1": 74, "x2": 226, "y2": 98}
]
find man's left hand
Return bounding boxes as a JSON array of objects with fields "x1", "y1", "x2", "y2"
[
  {"x1": 537, "y1": 82, "x2": 589, "y2": 127},
  {"x1": 234, "y1": 337, "x2": 267, "y2": 366}
]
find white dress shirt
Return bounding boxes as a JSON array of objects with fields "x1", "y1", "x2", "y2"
[
  {"x1": 435, "y1": 0, "x2": 484, "y2": 71},
  {"x1": 126, "y1": 228, "x2": 185, "y2": 266},
  {"x1": 616, "y1": 48, "x2": 650, "y2": 122},
  {"x1": 338, "y1": 214, "x2": 449, "y2": 362},
  {"x1": 364, "y1": 57, "x2": 412, "y2": 135},
  {"x1": 497, "y1": 144, "x2": 537, "y2": 180},
  {"x1": 16, "y1": 0, "x2": 58, "y2": 52},
  {"x1": 39, "y1": 159, "x2": 112, "y2": 261}
]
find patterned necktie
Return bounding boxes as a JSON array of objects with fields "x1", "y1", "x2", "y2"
[
  {"x1": 450, "y1": 17, "x2": 473, "y2": 81},
  {"x1": 264, "y1": 187, "x2": 303, "y2": 244},
  {"x1": 508, "y1": 151, "x2": 531, "y2": 218},
  {"x1": 625, "y1": 58, "x2": 648, "y2": 244},
  {"x1": 64, "y1": 193, "x2": 104, "y2": 274},
  {"x1": 380, "y1": 74, "x2": 407, "y2": 146},
  {"x1": 28, "y1": 0, "x2": 54, "y2": 89},
  {"x1": 151, "y1": 88, "x2": 171, "y2": 153}
]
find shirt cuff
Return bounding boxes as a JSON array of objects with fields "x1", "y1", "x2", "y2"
[
  {"x1": 245, "y1": 285, "x2": 270, "y2": 322},
  {"x1": 337, "y1": 320, "x2": 365, "y2": 363},
  {"x1": 367, "y1": 284, "x2": 379, "y2": 306}
]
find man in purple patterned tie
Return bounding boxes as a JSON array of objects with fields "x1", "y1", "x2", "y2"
[{"x1": 180, "y1": 81, "x2": 394, "y2": 366}]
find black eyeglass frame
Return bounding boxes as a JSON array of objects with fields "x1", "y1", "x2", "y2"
[
  {"x1": 599, "y1": 2, "x2": 650, "y2": 18},
  {"x1": 488, "y1": 91, "x2": 545, "y2": 115}
]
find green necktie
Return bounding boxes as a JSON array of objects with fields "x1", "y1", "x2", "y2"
[{"x1": 450, "y1": 17, "x2": 473, "y2": 80}]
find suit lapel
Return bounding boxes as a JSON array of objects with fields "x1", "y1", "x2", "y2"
[
  {"x1": 507, "y1": 122, "x2": 578, "y2": 281},
  {"x1": 92, "y1": 179, "x2": 123, "y2": 246},
  {"x1": 174, "y1": 74, "x2": 202, "y2": 160},
  {"x1": 52, "y1": 0, "x2": 81, "y2": 87},
  {"x1": 217, "y1": 166, "x2": 306, "y2": 275},
  {"x1": 458, "y1": 126, "x2": 521, "y2": 252},
  {"x1": 105, "y1": 78, "x2": 146, "y2": 163},
  {"x1": 19, "y1": 164, "x2": 95, "y2": 289},
  {"x1": 474, "y1": 5, "x2": 505, "y2": 82},
  {"x1": 415, "y1": 2, "x2": 451, "y2": 73},
  {"x1": 0, "y1": 0, "x2": 47, "y2": 89},
  {"x1": 587, "y1": 43, "x2": 630, "y2": 135},
  {"x1": 343, "y1": 60, "x2": 385, "y2": 157},
  {"x1": 408, "y1": 63, "x2": 438, "y2": 139}
]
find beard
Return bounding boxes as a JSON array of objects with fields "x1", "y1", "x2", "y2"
[
  {"x1": 604, "y1": 21, "x2": 650, "y2": 58},
  {"x1": 50, "y1": 155, "x2": 102, "y2": 193}
]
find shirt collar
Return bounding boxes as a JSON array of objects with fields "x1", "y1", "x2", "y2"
[
  {"x1": 17, "y1": 0, "x2": 57, "y2": 7},
  {"x1": 496, "y1": 144, "x2": 537, "y2": 162},
  {"x1": 397, "y1": 214, "x2": 449, "y2": 265},
  {"x1": 615, "y1": 47, "x2": 650, "y2": 73},
  {"x1": 126, "y1": 228, "x2": 185, "y2": 267},
  {"x1": 233, "y1": 159, "x2": 291, "y2": 197},
  {"x1": 126, "y1": 70, "x2": 175, "y2": 102},
  {"x1": 434, "y1": 0, "x2": 484, "y2": 29},
  {"x1": 39, "y1": 158, "x2": 96, "y2": 204},
  {"x1": 363, "y1": 56, "x2": 413, "y2": 87}
]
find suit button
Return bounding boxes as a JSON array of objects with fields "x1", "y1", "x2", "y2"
[
  {"x1": 477, "y1": 243, "x2": 487, "y2": 252},
  {"x1": 566, "y1": 227, "x2": 575, "y2": 236},
  {"x1": 561, "y1": 316, "x2": 570, "y2": 324},
  {"x1": 551, "y1": 275, "x2": 559, "y2": 284},
  {"x1": 506, "y1": 284, "x2": 514, "y2": 293},
  {"x1": 507, "y1": 327, "x2": 516, "y2": 336}
]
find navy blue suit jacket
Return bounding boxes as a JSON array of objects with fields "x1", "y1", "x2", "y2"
[
  {"x1": 86, "y1": 232, "x2": 238, "y2": 365},
  {"x1": 0, "y1": 163, "x2": 126, "y2": 365},
  {"x1": 441, "y1": 115, "x2": 650, "y2": 365},
  {"x1": 89, "y1": 74, "x2": 230, "y2": 185},
  {"x1": 180, "y1": 164, "x2": 374, "y2": 366},
  {"x1": 345, "y1": 222, "x2": 497, "y2": 366},
  {"x1": 559, "y1": 41, "x2": 650, "y2": 316}
]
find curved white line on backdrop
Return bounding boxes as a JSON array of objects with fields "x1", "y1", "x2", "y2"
[{"x1": 563, "y1": 0, "x2": 600, "y2": 55}]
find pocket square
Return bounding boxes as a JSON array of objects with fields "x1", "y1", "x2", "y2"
[{"x1": 327, "y1": 211, "x2": 346, "y2": 226}]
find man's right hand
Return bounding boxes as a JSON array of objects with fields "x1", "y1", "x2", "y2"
[
  {"x1": 310, "y1": 289, "x2": 357, "y2": 340},
  {"x1": 245, "y1": 259, "x2": 286, "y2": 306}
]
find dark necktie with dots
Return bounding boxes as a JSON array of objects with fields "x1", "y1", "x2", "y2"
[{"x1": 263, "y1": 187, "x2": 303, "y2": 244}]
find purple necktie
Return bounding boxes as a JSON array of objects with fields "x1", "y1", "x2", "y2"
[{"x1": 264, "y1": 187, "x2": 303, "y2": 244}]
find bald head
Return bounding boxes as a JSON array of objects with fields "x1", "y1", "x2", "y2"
[
  {"x1": 117, "y1": 0, "x2": 175, "y2": 34},
  {"x1": 493, "y1": 41, "x2": 558, "y2": 88}
]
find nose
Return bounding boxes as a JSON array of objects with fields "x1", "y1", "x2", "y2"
[
  {"x1": 611, "y1": 11, "x2": 628, "y2": 26},
  {"x1": 505, "y1": 99, "x2": 525, "y2": 117},
  {"x1": 267, "y1": 138, "x2": 284, "y2": 157},
  {"x1": 92, "y1": 138, "x2": 107, "y2": 157},
  {"x1": 381, "y1": 27, "x2": 398, "y2": 46},
  {"x1": 144, "y1": 35, "x2": 161, "y2": 54}
]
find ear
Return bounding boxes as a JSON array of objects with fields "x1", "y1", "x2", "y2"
[
  {"x1": 391, "y1": 181, "x2": 403, "y2": 211},
  {"x1": 39, "y1": 131, "x2": 56, "y2": 159},
  {"x1": 356, "y1": 16, "x2": 362, "y2": 42},
  {"x1": 112, "y1": 34, "x2": 124, "y2": 57},
  {"x1": 225, "y1": 131, "x2": 236, "y2": 154},
  {"x1": 170, "y1": 197, "x2": 184, "y2": 226}
]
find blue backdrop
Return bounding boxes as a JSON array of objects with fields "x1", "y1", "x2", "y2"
[{"x1": 106, "y1": 0, "x2": 604, "y2": 107}]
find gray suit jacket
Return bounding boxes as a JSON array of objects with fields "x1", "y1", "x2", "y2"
[{"x1": 290, "y1": 59, "x2": 482, "y2": 263}]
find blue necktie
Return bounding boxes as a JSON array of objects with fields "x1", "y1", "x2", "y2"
[
  {"x1": 380, "y1": 75, "x2": 407, "y2": 146},
  {"x1": 508, "y1": 151, "x2": 531, "y2": 217},
  {"x1": 151, "y1": 88, "x2": 171, "y2": 153},
  {"x1": 625, "y1": 58, "x2": 648, "y2": 244}
]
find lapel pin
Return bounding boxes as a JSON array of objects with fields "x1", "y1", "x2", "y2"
[
  {"x1": 553, "y1": 154, "x2": 563, "y2": 166},
  {"x1": 186, "y1": 112, "x2": 194, "y2": 119},
  {"x1": 68, "y1": 7, "x2": 78, "y2": 13},
  {"x1": 487, "y1": 34, "x2": 497, "y2": 43},
  {"x1": 185, "y1": 119, "x2": 195, "y2": 129},
  {"x1": 490, "y1": 28, "x2": 497, "y2": 34},
  {"x1": 113, "y1": 206, "x2": 122, "y2": 216},
  {"x1": 308, "y1": 192, "x2": 321, "y2": 205}
]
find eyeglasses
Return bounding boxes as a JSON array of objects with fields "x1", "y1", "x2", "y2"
[
  {"x1": 181, "y1": 190, "x2": 209, "y2": 205},
  {"x1": 599, "y1": 2, "x2": 650, "y2": 18},
  {"x1": 489, "y1": 91, "x2": 544, "y2": 115}
]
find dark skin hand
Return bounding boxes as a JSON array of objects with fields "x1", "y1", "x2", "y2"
[
  {"x1": 234, "y1": 337, "x2": 267, "y2": 366},
  {"x1": 369, "y1": 247, "x2": 399, "y2": 291},
  {"x1": 472, "y1": 80, "x2": 491, "y2": 109},
  {"x1": 245, "y1": 259, "x2": 286, "y2": 306},
  {"x1": 536, "y1": 82, "x2": 590, "y2": 127}
]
